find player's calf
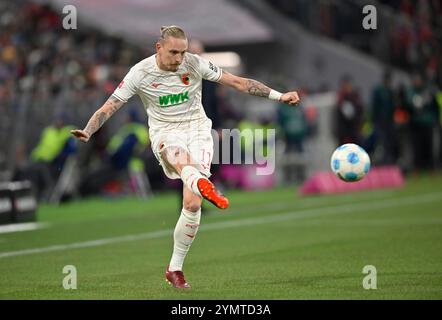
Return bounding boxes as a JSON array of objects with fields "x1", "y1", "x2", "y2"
[{"x1": 183, "y1": 186, "x2": 202, "y2": 212}]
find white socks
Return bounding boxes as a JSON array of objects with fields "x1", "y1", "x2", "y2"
[
  {"x1": 180, "y1": 165, "x2": 203, "y2": 196},
  {"x1": 169, "y1": 208, "x2": 201, "y2": 272},
  {"x1": 169, "y1": 166, "x2": 205, "y2": 271}
]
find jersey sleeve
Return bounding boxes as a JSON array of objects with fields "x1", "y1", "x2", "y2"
[
  {"x1": 111, "y1": 66, "x2": 142, "y2": 103},
  {"x1": 196, "y1": 55, "x2": 223, "y2": 82}
]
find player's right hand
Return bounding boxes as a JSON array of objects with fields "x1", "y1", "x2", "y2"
[{"x1": 70, "y1": 129, "x2": 90, "y2": 143}]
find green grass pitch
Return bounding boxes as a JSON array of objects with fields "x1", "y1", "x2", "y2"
[{"x1": 0, "y1": 174, "x2": 441, "y2": 299}]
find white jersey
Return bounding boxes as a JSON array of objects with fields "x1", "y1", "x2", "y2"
[{"x1": 111, "y1": 53, "x2": 222, "y2": 130}]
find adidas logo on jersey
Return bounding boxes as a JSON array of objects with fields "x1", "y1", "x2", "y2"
[{"x1": 159, "y1": 91, "x2": 189, "y2": 107}]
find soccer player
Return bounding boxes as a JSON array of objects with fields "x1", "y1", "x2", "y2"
[{"x1": 71, "y1": 26, "x2": 300, "y2": 289}]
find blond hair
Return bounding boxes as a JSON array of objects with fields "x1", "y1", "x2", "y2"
[{"x1": 160, "y1": 25, "x2": 187, "y2": 40}]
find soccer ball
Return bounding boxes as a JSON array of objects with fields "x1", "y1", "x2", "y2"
[{"x1": 330, "y1": 143, "x2": 371, "y2": 182}]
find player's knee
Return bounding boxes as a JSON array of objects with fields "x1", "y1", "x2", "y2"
[{"x1": 183, "y1": 194, "x2": 202, "y2": 213}]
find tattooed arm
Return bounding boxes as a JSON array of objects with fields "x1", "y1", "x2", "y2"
[
  {"x1": 70, "y1": 96, "x2": 124, "y2": 142},
  {"x1": 218, "y1": 71, "x2": 300, "y2": 106}
]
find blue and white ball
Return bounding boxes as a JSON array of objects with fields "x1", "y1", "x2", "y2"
[{"x1": 330, "y1": 143, "x2": 371, "y2": 182}]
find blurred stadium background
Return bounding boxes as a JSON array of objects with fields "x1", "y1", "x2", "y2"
[{"x1": 0, "y1": 0, "x2": 441, "y2": 299}]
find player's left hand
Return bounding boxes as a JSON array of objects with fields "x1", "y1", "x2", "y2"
[
  {"x1": 70, "y1": 129, "x2": 90, "y2": 143},
  {"x1": 280, "y1": 91, "x2": 300, "y2": 106}
]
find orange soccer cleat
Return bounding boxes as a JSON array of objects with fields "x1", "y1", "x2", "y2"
[
  {"x1": 197, "y1": 178, "x2": 229, "y2": 209},
  {"x1": 166, "y1": 267, "x2": 191, "y2": 289}
]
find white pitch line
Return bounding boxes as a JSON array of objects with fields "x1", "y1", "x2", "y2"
[
  {"x1": 0, "y1": 191, "x2": 441, "y2": 259},
  {"x1": 0, "y1": 229, "x2": 173, "y2": 259},
  {"x1": 0, "y1": 222, "x2": 48, "y2": 234}
]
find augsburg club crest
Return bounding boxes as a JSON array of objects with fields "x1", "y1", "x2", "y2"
[{"x1": 181, "y1": 73, "x2": 191, "y2": 85}]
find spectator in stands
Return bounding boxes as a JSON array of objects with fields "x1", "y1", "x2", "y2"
[
  {"x1": 434, "y1": 85, "x2": 442, "y2": 168},
  {"x1": 13, "y1": 113, "x2": 77, "y2": 200},
  {"x1": 400, "y1": 0, "x2": 415, "y2": 18},
  {"x1": 277, "y1": 88, "x2": 308, "y2": 153},
  {"x1": 393, "y1": 84, "x2": 413, "y2": 171},
  {"x1": 371, "y1": 70, "x2": 396, "y2": 164},
  {"x1": 334, "y1": 75, "x2": 364, "y2": 145},
  {"x1": 237, "y1": 115, "x2": 276, "y2": 163},
  {"x1": 79, "y1": 109, "x2": 149, "y2": 196},
  {"x1": 406, "y1": 73, "x2": 439, "y2": 170}
]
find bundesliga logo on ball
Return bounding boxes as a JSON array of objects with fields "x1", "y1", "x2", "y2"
[{"x1": 330, "y1": 143, "x2": 371, "y2": 182}]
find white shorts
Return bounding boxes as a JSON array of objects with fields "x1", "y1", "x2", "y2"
[{"x1": 149, "y1": 119, "x2": 214, "y2": 179}]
